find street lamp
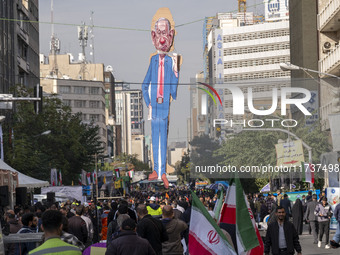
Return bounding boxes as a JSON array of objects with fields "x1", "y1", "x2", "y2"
[
  {"x1": 279, "y1": 62, "x2": 340, "y2": 79},
  {"x1": 280, "y1": 62, "x2": 340, "y2": 189}
]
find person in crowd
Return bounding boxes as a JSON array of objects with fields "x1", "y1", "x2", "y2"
[
  {"x1": 137, "y1": 204, "x2": 168, "y2": 255},
  {"x1": 68, "y1": 205, "x2": 88, "y2": 244},
  {"x1": 80, "y1": 203, "x2": 93, "y2": 247},
  {"x1": 301, "y1": 195, "x2": 307, "y2": 213},
  {"x1": 15, "y1": 213, "x2": 38, "y2": 255},
  {"x1": 147, "y1": 196, "x2": 163, "y2": 218},
  {"x1": 277, "y1": 190, "x2": 283, "y2": 206},
  {"x1": 304, "y1": 194, "x2": 319, "y2": 244},
  {"x1": 280, "y1": 194, "x2": 292, "y2": 221},
  {"x1": 318, "y1": 191, "x2": 326, "y2": 203},
  {"x1": 292, "y1": 198, "x2": 304, "y2": 235},
  {"x1": 107, "y1": 205, "x2": 130, "y2": 246},
  {"x1": 105, "y1": 218, "x2": 155, "y2": 255},
  {"x1": 89, "y1": 201, "x2": 101, "y2": 243},
  {"x1": 264, "y1": 206, "x2": 302, "y2": 255},
  {"x1": 260, "y1": 200, "x2": 268, "y2": 222},
  {"x1": 5, "y1": 210, "x2": 22, "y2": 255},
  {"x1": 60, "y1": 216, "x2": 85, "y2": 251},
  {"x1": 306, "y1": 191, "x2": 313, "y2": 202},
  {"x1": 29, "y1": 210, "x2": 81, "y2": 255},
  {"x1": 266, "y1": 194, "x2": 274, "y2": 214},
  {"x1": 107, "y1": 201, "x2": 118, "y2": 226},
  {"x1": 161, "y1": 205, "x2": 188, "y2": 255},
  {"x1": 315, "y1": 197, "x2": 333, "y2": 249},
  {"x1": 330, "y1": 201, "x2": 340, "y2": 248},
  {"x1": 254, "y1": 194, "x2": 262, "y2": 223}
]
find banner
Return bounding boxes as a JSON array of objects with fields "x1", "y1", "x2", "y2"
[{"x1": 275, "y1": 140, "x2": 305, "y2": 167}]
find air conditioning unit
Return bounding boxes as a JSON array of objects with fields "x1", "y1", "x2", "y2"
[{"x1": 322, "y1": 41, "x2": 335, "y2": 54}]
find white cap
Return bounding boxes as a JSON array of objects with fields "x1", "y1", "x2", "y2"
[
  {"x1": 149, "y1": 196, "x2": 156, "y2": 201},
  {"x1": 84, "y1": 202, "x2": 89, "y2": 207}
]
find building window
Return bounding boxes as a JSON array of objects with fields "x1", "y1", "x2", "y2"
[
  {"x1": 74, "y1": 86, "x2": 85, "y2": 94},
  {"x1": 89, "y1": 101, "x2": 99, "y2": 108},
  {"x1": 90, "y1": 87, "x2": 99, "y2": 94},
  {"x1": 59, "y1": 86, "x2": 71, "y2": 93},
  {"x1": 63, "y1": 100, "x2": 71, "y2": 106},
  {"x1": 74, "y1": 100, "x2": 86, "y2": 108},
  {"x1": 105, "y1": 77, "x2": 110, "y2": 83},
  {"x1": 90, "y1": 114, "x2": 99, "y2": 122}
]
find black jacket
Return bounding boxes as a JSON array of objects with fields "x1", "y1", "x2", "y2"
[
  {"x1": 264, "y1": 221, "x2": 301, "y2": 255},
  {"x1": 105, "y1": 231, "x2": 155, "y2": 255},
  {"x1": 137, "y1": 215, "x2": 168, "y2": 255},
  {"x1": 68, "y1": 216, "x2": 88, "y2": 244}
]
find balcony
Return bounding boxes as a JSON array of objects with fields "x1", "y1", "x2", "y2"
[
  {"x1": 320, "y1": 99, "x2": 340, "y2": 130},
  {"x1": 318, "y1": 0, "x2": 340, "y2": 32},
  {"x1": 319, "y1": 43, "x2": 340, "y2": 76},
  {"x1": 17, "y1": 24, "x2": 29, "y2": 44},
  {"x1": 17, "y1": 56, "x2": 29, "y2": 73}
]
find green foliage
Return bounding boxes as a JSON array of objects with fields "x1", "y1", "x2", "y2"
[
  {"x1": 114, "y1": 153, "x2": 150, "y2": 172},
  {"x1": 213, "y1": 119, "x2": 331, "y2": 192},
  {"x1": 3, "y1": 86, "x2": 104, "y2": 184}
]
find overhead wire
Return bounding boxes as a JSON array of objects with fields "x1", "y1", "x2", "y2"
[{"x1": 0, "y1": 2, "x2": 265, "y2": 32}]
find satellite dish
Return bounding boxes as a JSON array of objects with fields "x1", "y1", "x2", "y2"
[{"x1": 105, "y1": 65, "x2": 113, "y2": 72}]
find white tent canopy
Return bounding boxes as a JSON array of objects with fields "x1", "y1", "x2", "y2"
[{"x1": 0, "y1": 159, "x2": 49, "y2": 188}]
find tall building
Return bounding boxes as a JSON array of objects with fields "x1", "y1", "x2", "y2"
[
  {"x1": 192, "y1": 8, "x2": 291, "y2": 140},
  {"x1": 40, "y1": 54, "x2": 107, "y2": 153},
  {"x1": 318, "y1": 0, "x2": 340, "y2": 130},
  {"x1": 0, "y1": 0, "x2": 39, "y2": 93},
  {"x1": 115, "y1": 82, "x2": 145, "y2": 161},
  {"x1": 104, "y1": 68, "x2": 117, "y2": 157}
]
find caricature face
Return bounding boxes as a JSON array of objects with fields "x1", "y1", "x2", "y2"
[{"x1": 152, "y1": 18, "x2": 174, "y2": 53}]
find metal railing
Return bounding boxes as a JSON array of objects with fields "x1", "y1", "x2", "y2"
[
  {"x1": 319, "y1": 43, "x2": 340, "y2": 75},
  {"x1": 318, "y1": 0, "x2": 340, "y2": 31}
]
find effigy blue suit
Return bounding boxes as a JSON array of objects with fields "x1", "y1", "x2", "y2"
[{"x1": 142, "y1": 54, "x2": 178, "y2": 177}]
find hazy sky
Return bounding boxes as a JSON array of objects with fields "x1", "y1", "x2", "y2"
[{"x1": 39, "y1": 0, "x2": 263, "y2": 143}]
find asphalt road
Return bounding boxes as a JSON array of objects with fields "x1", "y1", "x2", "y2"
[{"x1": 299, "y1": 224, "x2": 338, "y2": 255}]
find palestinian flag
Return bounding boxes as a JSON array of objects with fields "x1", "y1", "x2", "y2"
[
  {"x1": 219, "y1": 178, "x2": 263, "y2": 254},
  {"x1": 301, "y1": 162, "x2": 315, "y2": 184},
  {"x1": 189, "y1": 191, "x2": 236, "y2": 255},
  {"x1": 86, "y1": 172, "x2": 92, "y2": 185}
]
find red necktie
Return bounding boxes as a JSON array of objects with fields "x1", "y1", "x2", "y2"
[{"x1": 159, "y1": 61, "x2": 163, "y2": 97}]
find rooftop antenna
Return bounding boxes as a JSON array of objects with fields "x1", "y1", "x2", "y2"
[
  {"x1": 78, "y1": 21, "x2": 88, "y2": 79},
  {"x1": 50, "y1": 0, "x2": 60, "y2": 76}
]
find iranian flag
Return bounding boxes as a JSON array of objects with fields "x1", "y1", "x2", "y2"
[
  {"x1": 219, "y1": 178, "x2": 263, "y2": 255},
  {"x1": 189, "y1": 191, "x2": 236, "y2": 255},
  {"x1": 301, "y1": 162, "x2": 315, "y2": 184},
  {"x1": 58, "y1": 170, "x2": 62, "y2": 186}
]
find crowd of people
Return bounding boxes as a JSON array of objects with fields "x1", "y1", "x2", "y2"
[
  {"x1": 0, "y1": 187, "x2": 339, "y2": 254},
  {"x1": 246, "y1": 189, "x2": 340, "y2": 251}
]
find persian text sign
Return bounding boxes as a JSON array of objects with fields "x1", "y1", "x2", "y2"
[{"x1": 275, "y1": 140, "x2": 304, "y2": 167}]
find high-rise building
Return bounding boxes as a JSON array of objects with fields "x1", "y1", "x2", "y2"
[
  {"x1": 192, "y1": 9, "x2": 291, "y2": 140},
  {"x1": 0, "y1": 0, "x2": 39, "y2": 93},
  {"x1": 318, "y1": 0, "x2": 340, "y2": 130},
  {"x1": 115, "y1": 82, "x2": 144, "y2": 161}
]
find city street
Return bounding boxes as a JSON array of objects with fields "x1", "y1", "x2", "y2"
[{"x1": 299, "y1": 225, "x2": 338, "y2": 255}]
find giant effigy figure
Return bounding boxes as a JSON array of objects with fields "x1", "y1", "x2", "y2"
[{"x1": 142, "y1": 8, "x2": 180, "y2": 189}]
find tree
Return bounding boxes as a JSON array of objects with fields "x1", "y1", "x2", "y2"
[
  {"x1": 213, "y1": 119, "x2": 331, "y2": 192},
  {"x1": 3, "y1": 87, "x2": 104, "y2": 184}
]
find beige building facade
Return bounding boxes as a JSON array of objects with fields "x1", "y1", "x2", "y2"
[{"x1": 40, "y1": 54, "x2": 107, "y2": 153}]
